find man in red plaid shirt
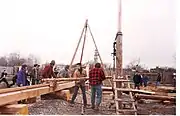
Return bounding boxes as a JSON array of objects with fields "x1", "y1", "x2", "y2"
[{"x1": 89, "y1": 63, "x2": 106, "y2": 110}]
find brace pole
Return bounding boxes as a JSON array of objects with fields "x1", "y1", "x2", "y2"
[
  {"x1": 80, "y1": 20, "x2": 88, "y2": 64},
  {"x1": 69, "y1": 20, "x2": 87, "y2": 69}
]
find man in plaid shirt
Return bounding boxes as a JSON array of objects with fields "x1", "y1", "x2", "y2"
[{"x1": 89, "y1": 63, "x2": 105, "y2": 110}]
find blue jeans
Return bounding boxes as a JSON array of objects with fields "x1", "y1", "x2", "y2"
[
  {"x1": 156, "y1": 81, "x2": 160, "y2": 86},
  {"x1": 91, "y1": 84, "x2": 102, "y2": 107}
]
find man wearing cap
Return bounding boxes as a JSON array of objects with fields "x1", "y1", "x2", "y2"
[
  {"x1": 16, "y1": 64, "x2": 29, "y2": 87},
  {"x1": 42, "y1": 60, "x2": 57, "y2": 78}
]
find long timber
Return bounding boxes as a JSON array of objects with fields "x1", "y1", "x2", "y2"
[
  {"x1": 0, "y1": 81, "x2": 75, "y2": 106},
  {"x1": 42, "y1": 76, "x2": 112, "y2": 82}
]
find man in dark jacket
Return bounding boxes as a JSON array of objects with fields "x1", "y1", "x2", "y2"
[
  {"x1": 133, "y1": 71, "x2": 141, "y2": 89},
  {"x1": 142, "y1": 74, "x2": 149, "y2": 87},
  {"x1": 156, "y1": 73, "x2": 161, "y2": 87},
  {"x1": 0, "y1": 70, "x2": 10, "y2": 88},
  {"x1": 31, "y1": 64, "x2": 41, "y2": 85}
]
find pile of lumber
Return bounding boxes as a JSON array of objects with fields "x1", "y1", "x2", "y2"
[
  {"x1": 0, "y1": 81, "x2": 75, "y2": 106},
  {"x1": 135, "y1": 94, "x2": 175, "y2": 102}
]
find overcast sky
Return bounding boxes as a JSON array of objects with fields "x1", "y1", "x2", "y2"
[{"x1": 0, "y1": 0, "x2": 176, "y2": 68}]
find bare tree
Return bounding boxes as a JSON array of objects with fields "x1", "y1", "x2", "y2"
[
  {"x1": 0, "y1": 52, "x2": 40, "y2": 67},
  {"x1": 27, "y1": 54, "x2": 40, "y2": 65},
  {"x1": 7, "y1": 52, "x2": 21, "y2": 66},
  {"x1": 0, "y1": 57, "x2": 8, "y2": 66},
  {"x1": 126, "y1": 58, "x2": 146, "y2": 71}
]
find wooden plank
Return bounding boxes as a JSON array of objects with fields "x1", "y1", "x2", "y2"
[
  {"x1": 105, "y1": 76, "x2": 113, "y2": 79},
  {"x1": 115, "y1": 98, "x2": 135, "y2": 102},
  {"x1": 0, "y1": 104, "x2": 28, "y2": 115},
  {"x1": 113, "y1": 79, "x2": 131, "y2": 82},
  {"x1": 114, "y1": 88, "x2": 155, "y2": 94},
  {"x1": 42, "y1": 76, "x2": 112, "y2": 82},
  {"x1": 42, "y1": 77, "x2": 89, "y2": 82},
  {"x1": 117, "y1": 109, "x2": 137, "y2": 112},
  {"x1": 0, "y1": 82, "x2": 76, "y2": 106},
  {"x1": 157, "y1": 86, "x2": 176, "y2": 91},
  {"x1": 135, "y1": 94, "x2": 175, "y2": 102},
  {"x1": 54, "y1": 81, "x2": 75, "y2": 91},
  {"x1": 0, "y1": 86, "x2": 50, "y2": 106},
  {"x1": 102, "y1": 86, "x2": 113, "y2": 91},
  {"x1": 0, "y1": 84, "x2": 49, "y2": 94}
]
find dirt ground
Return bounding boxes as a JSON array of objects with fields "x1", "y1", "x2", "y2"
[
  {"x1": 28, "y1": 93, "x2": 176, "y2": 115},
  {"x1": 28, "y1": 93, "x2": 116, "y2": 115}
]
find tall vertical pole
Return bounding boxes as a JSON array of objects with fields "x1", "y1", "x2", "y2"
[
  {"x1": 115, "y1": 0, "x2": 123, "y2": 111},
  {"x1": 116, "y1": 0, "x2": 123, "y2": 78}
]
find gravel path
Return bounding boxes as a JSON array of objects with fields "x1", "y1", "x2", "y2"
[
  {"x1": 28, "y1": 93, "x2": 116, "y2": 115},
  {"x1": 28, "y1": 91, "x2": 175, "y2": 115}
]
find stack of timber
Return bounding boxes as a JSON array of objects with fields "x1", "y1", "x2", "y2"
[
  {"x1": 135, "y1": 94, "x2": 175, "y2": 102},
  {"x1": 0, "y1": 81, "x2": 75, "y2": 106}
]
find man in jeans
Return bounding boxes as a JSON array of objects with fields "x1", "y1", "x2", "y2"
[{"x1": 89, "y1": 63, "x2": 106, "y2": 110}]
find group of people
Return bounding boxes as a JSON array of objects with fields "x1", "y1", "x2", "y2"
[
  {"x1": 133, "y1": 71, "x2": 162, "y2": 89},
  {"x1": 70, "y1": 62, "x2": 106, "y2": 110},
  {"x1": 0, "y1": 60, "x2": 107, "y2": 110},
  {"x1": 133, "y1": 71, "x2": 149, "y2": 89},
  {"x1": 41, "y1": 60, "x2": 106, "y2": 110},
  {"x1": 16, "y1": 63, "x2": 41, "y2": 87}
]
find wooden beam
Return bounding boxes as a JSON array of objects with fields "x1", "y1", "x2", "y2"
[
  {"x1": 42, "y1": 76, "x2": 112, "y2": 82},
  {"x1": 113, "y1": 79, "x2": 131, "y2": 82},
  {"x1": 114, "y1": 88, "x2": 155, "y2": 94},
  {"x1": 0, "y1": 104, "x2": 28, "y2": 115},
  {"x1": 0, "y1": 82, "x2": 75, "y2": 106},
  {"x1": 0, "y1": 84, "x2": 49, "y2": 94},
  {"x1": 157, "y1": 86, "x2": 176, "y2": 91},
  {"x1": 135, "y1": 94, "x2": 175, "y2": 102},
  {"x1": 42, "y1": 77, "x2": 89, "y2": 82},
  {"x1": 0, "y1": 86, "x2": 50, "y2": 106},
  {"x1": 54, "y1": 82, "x2": 75, "y2": 91}
]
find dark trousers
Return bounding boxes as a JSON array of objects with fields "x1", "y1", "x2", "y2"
[
  {"x1": 0, "y1": 78, "x2": 10, "y2": 88},
  {"x1": 143, "y1": 81, "x2": 147, "y2": 87},
  {"x1": 32, "y1": 78, "x2": 40, "y2": 85},
  {"x1": 71, "y1": 85, "x2": 87, "y2": 106},
  {"x1": 134, "y1": 83, "x2": 140, "y2": 90}
]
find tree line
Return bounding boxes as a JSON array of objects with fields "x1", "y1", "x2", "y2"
[{"x1": 0, "y1": 52, "x2": 40, "y2": 67}]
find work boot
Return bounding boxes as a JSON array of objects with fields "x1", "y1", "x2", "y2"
[
  {"x1": 69, "y1": 101, "x2": 75, "y2": 107},
  {"x1": 91, "y1": 105, "x2": 95, "y2": 109},
  {"x1": 95, "y1": 105, "x2": 100, "y2": 111}
]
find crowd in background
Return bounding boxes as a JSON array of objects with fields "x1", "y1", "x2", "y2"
[{"x1": 132, "y1": 71, "x2": 162, "y2": 89}]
